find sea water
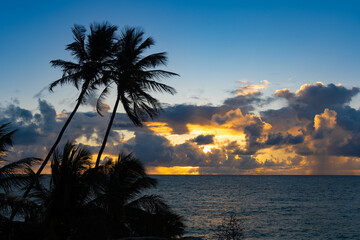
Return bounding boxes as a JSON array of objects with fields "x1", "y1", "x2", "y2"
[{"x1": 148, "y1": 175, "x2": 360, "y2": 239}]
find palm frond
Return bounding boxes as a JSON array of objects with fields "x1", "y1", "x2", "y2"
[
  {"x1": 140, "y1": 79, "x2": 177, "y2": 94},
  {"x1": 126, "y1": 194, "x2": 168, "y2": 213},
  {"x1": 66, "y1": 24, "x2": 87, "y2": 62},
  {"x1": 96, "y1": 85, "x2": 112, "y2": 116},
  {"x1": 0, "y1": 193, "x2": 39, "y2": 218},
  {"x1": 136, "y1": 37, "x2": 155, "y2": 54},
  {"x1": 144, "y1": 69, "x2": 180, "y2": 80},
  {"x1": 120, "y1": 94, "x2": 143, "y2": 126},
  {"x1": 0, "y1": 158, "x2": 41, "y2": 191},
  {"x1": 48, "y1": 72, "x2": 83, "y2": 91},
  {"x1": 135, "y1": 52, "x2": 168, "y2": 69},
  {"x1": 0, "y1": 123, "x2": 16, "y2": 156}
]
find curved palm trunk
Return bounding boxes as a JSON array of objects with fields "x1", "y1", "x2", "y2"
[
  {"x1": 95, "y1": 94, "x2": 121, "y2": 168},
  {"x1": 10, "y1": 85, "x2": 88, "y2": 220}
]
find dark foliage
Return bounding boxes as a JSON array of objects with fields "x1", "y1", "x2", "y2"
[
  {"x1": 26, "y1": 142, "x2": 185, "y2": 239},
  {"x1": 216, "y1": 214, "x2": 244, "y2": 240}
]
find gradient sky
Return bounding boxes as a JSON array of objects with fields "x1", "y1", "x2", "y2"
[{"x1": 1, "y1": 0, "x2": 360, "y2": 174}]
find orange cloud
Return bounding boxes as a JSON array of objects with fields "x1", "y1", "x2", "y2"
[
  {"x1": 314, "y1": 108, "x2": 337, "y2": 130},
  {"x1": 295, "y1": 82, "x2": 325, "y2": 96}
]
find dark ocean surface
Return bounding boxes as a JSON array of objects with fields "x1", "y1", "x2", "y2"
[{"x1": 147, "y1": 175, "x2": 360, "y2": 239}]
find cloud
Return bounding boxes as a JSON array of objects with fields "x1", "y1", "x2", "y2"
[
  {"x1": 233, "y1": 80, "x2": 269, "y2": 96},
  {"x1": 314, "y1": 112, "x2": 334, "y2": 130},
  {"x1": 265, "y1": 133, "x2": 304, "y2": 145},
  {"x1": 191, "y1": 134, "x2": 214, "y2": 145},
  {"x1": 275, "y1": 82, "x2": 359, "y2": 120},
  {"x1": 2, "y1": 82, "x2": 360, "y2": 175},
  {"x1": 157, "y1": 104, "x2": 221, "y2": 134}
]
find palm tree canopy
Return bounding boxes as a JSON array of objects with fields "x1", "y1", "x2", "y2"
[
  {"x1": 30, "y1": 143, "x2": 184, "y2": 239},
  {"x1": 0, "y1": 123, "x2": 16, "y2": 160},
  {"x1": 50, "y1": 22, "x2": 118, "y2": 102},
  {"x1": 92, "y1": 153, "x2": 185, "y2": 239},
  {"x1": 0, "y1": 123, "x2": 40, "y2": 222},
  {"x1": 0, "y1": 123, "x2": 40, "y2": 191},
  {"x1": 93, "y1": 152, "x2": 157, "y2": 208},
  {"x1": 97, "y1": 27, "x2": 178, "y2": 125},
  {"x1": 35, "y1": 142, "x2": 92, "y2": 212}
]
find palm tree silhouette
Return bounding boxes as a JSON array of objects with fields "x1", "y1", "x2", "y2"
[
  {"x1": 30, "y1": 143, "x2": 184, "y2": 239},
  {"x1": 32, "y1": 141, "x2": 93, "y2": 239},
  {"x1": 11, "y1": 23, "x2": 118, "y2": 218},
  {"x1": 92, "y1": 152, "x2": 185, "y2": 239},
  {"x1": 0, "y1": 123, "x2": 39, "y2": 227},
  {"x1": 95, "y1": 27, "x2": 178, "y2": 167}
]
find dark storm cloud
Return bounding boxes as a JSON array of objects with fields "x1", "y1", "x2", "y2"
[
  {"x1": 2, "y1": 103, "x2": 33, "y2": 122},
  {"x1": 0, "y1": 99, "x2": 111, "y2": 160},
  {"x1": 130, "y1": 132, "x2": 174, "y2": 166},
  {"x1": 0, "y1": 100, "x2": 59, "y2": 159},
  {"x1": 223, "y1": 92, "x2": 262, "y2": 113},
  {"x1": 191, "y1": 134, "x2": 214, "y2": 145},
  {"x1": 275, "y1": 83, "x2": 359, "y2": 120},
  {"x1": 261, "y1": 107, "x2": 300, "y2": 131},
  {"x1": 265, "y1": 133, "x2": 304, "y2": 145},
  {"x1": 38, "y1": 99, "x2": 57, "y2": 132},
  {"x1": 158, "y1": 104, "x2": 220, "y2": 134},
  {"x1": 333, "y1": 105, "x2": 360, "y2": 132}
]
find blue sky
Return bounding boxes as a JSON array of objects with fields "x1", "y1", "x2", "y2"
[
  {"x1": 1, "y1": 0, "x2": 360, "y2": 110},
  {"x1": 2, "y1": 0, "x2": 360, "y2": 174}
]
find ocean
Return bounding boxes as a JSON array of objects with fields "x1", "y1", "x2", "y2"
[{"x1": 148, "y1": 175, "x2": 360, "y2": 239}]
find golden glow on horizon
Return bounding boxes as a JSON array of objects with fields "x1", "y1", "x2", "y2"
[
  {"x1": 90, "y1": 153, "x2": 118, "y2": 165},
  {"x1": 147, "y1": 166, "x2": 200, "y2": 175}
]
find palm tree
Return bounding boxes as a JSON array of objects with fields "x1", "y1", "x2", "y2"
[
  {"x1": 95, "y1": 27, "x2": 178, "y2": 167},
  {"x1": 12, "y1": 23, "x2": 118, "y2": 218},
  {"x1": 0, "y1": 123, "x2": 40, "y2": 238},
  {"x1": 31, "y1": 143, "x2": 184, "y2": 239},
  {"x1": 92, "y1": 152, "x2": 185, "y2": 239},
  {"x1": 0, "y1": 123, "x2": 15, "y2": 158},
  {"x1": 32, "y1": 141, "x2": 94, "y2": 239}
]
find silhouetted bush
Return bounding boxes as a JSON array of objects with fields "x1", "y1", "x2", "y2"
[{"x1": 216, "y1": 214, "x2": 244, "y2": 240}]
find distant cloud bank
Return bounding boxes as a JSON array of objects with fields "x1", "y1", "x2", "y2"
[{"x1": 2, "y1": 82, "x2": 360, "y2": 175}]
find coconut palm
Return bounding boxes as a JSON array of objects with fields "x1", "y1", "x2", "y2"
[
  {"x1": 95, "y1": 27, "x2": 178, "y2": 167},
  {"x1": 0, "y1": 123, "x2": 40, "y2": 236},
  {"x1": 31, "y1": 143, "x2": 184, "y2": 239},
  {"x1": 31, "y1": 141, "x2": 94, "y2": 239},
  {"x1": 41, "y1": 22, "x2": 117, "y2": 178},
  {"x1": 12, "y1": 23, "x2": 118, "y2": 218},
  {"x1": 92, "y1": 152, "x2": 185, "y2": 239},
  {"x1": 0, "y1": 123, "x2": 16, "y2": 159}
]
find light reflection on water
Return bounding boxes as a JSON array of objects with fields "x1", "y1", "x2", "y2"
[{"x1": 147, "y1": 175, "x2": 360, "y2": 239}]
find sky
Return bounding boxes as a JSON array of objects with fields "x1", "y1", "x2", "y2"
[{"x1": 1, "y1": 0, "x2": 360, "y2": 174}]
